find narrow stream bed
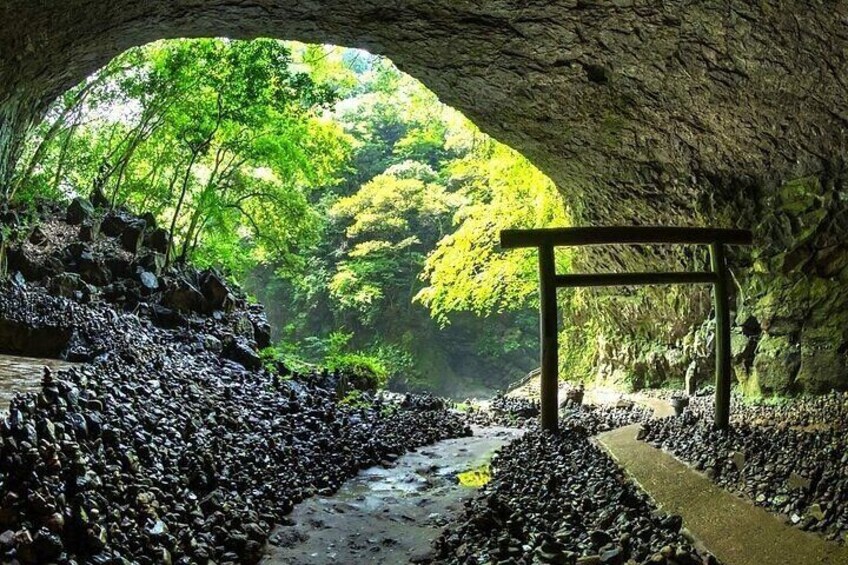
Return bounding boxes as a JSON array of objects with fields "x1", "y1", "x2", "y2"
[{"x1": 263, "y1": 425, "x2": 522, "y2": 564}]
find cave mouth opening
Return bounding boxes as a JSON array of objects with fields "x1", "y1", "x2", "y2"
[{"x1": 7, "y1": 36, "x2": 567, "y2": 399}]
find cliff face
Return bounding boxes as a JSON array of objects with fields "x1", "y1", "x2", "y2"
[{"x1": 1, "y1": 0, "x2": 847, "y2": 393}]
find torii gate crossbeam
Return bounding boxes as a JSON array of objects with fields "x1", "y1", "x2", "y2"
[{"x1": 500, "y1": 226, "x2": 753, "y2": 433}]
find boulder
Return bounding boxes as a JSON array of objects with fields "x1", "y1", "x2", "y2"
[
  {"x1": 6, "y1": 247, "x2": 45, "y2": 281},
  {"x1": 101, "y1": 212, "x2": 134, "y2": 237},
  {"x1": 78, "y1": 254, "x2": 112, "y2": 286},
  {"x1": 66, "y1": 197, "x2": 94, "y2": 225},
  {"x1": 120, "y1": 221, "x2": 146, "y2": 254},
  {"x1": 145, "y1": 227, "x2": 170, "y2": 255},
  {"x1": 135, "y1": 252, "x2": 166, "y2": 276},
  {"x1": 0, "y1": 318, "x2": 73, "y2": 357},
  {"x1": 48, "y1": 272, "x2": 87, "y2": 299},
  {"x1": 150, "y1": 304, "x2": 188, "y2": 329},
  {"x1": 106, "y1": 257, "x2": 133, "y2": 280},
  {"x1": 138, "y1": 270, "x2": 159, "y2": 291},
  {"x1": 223, "y1": 337, "x2": 262, "y2": 370},
  {"x1": 79, "y1": 219, "x2": 101, "y2": 242},
  {"x1": 199, "y1": 270, "x2": 232, "y2": 312},
  {"x1": 752, "y1": 334, "x2": 801, "y2": 395},
  {"x1": 252, "y1": 318, "x2": 271, "y2": 349},
  {"x1": 162, "y1": 280, "x2": 206, "y2": 313}
]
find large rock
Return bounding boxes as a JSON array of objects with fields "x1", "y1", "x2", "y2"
[
  {"x1": 223, "y1": 337, "x2": 262, "y2": 370},
  {"x1": 120, "y1": 221, "x2": 146, "y2": 254},
  {"x1": 162, "y1": 280, "x2": 206, "y2": 313},
  {"x1": 145, "y1": 227, "x2": 170, "y2": 255},
  {"x1": 66, "y1": 197, "x2": 94, "y2": 225},
  {"x1": 199, "y1": 269, "x2": 233, "y2": 312},
  {"x1": 78, "y1": 253, "x2": 112, "y2": 286}
]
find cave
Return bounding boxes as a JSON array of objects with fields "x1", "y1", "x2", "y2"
[
  {"x1": 1, "y1": 3, "x2": 848, "y2": 564},
  {"x1": 2, "y1": 1, "x2": 847, "y2": 395}
]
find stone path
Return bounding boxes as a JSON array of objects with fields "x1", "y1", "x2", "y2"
[
  {"x1": 597, "y1": 405, "x2": 848, "y2": 565},
  {"x1": 262, "y1": 426, "x2": 522, "y2": 564},
  {"x1": 0, "y1": 353, "x2": 75, "y2": 412}
]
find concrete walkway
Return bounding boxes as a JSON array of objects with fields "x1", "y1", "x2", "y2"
[{"x1": 597, "y1": 421, "x2": 848, "y2": 565}]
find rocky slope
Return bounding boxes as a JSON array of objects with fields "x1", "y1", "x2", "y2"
[{"x1": 0, "y1": 197, "x2": 470, "y2": 563}]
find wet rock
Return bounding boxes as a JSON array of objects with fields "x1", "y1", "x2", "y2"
[
  {"x1": 48, "y1": 272, "x2": 87, "y2": 299},
  {"x1": 78, "y1": 254, "x2": 112, "y2": 287},
  {"x1": 0, "y1": 200, "x2": 473, "y2": 565},
  {"x1": 223, "y1": 337, "x2": 262, "y2": 370},
  {"x1": 199, "y1": 269, "x2": 232, "y2": 312},
  {"x1": 101, "y1": 211, "x2": 133, "y2": 237},
  {"x1": 135, "y1": 252, "x2": 165, "y2": 276},
  {"x1": 162, "y1": 280, "x2": 205, "y2": 313},
  {"x1": 150, "y1": 304, "x2": 187, "y2": 329}
]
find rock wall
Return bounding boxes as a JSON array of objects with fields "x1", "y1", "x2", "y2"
[{"x1": 1, "y1": 0, "x2": 848, "y2": 393}]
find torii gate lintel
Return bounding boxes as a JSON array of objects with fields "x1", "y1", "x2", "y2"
[{"x1": 500, "y1": 226, "x2": 753, "y2": 433}]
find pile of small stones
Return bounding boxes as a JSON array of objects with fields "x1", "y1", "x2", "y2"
[
  {"x1": 0, "y1": 198, "x2": 472, "y2": 563},
  {"x1": 489, "y1": 394, "x2": 540, "y2": 423},
  {"x1": 433, "y1": 427, "x2": 719, "y2": 564},
  {"x1": 641, "y1": 394, "x2": 848, "y2": 543},
  {"x1": 560, "y1": 401, "x2": 652, "y2": 436}
]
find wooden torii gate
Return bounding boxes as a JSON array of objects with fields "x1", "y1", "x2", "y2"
[{"x1": 500, "y1": 226, "x2": 753, "y2": 433}]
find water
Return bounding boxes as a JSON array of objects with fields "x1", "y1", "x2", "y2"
[
  {"x1": 0, "y1": 354, "x2": 75, "y2": 412},
  {"x1": 263, "y1": 425, "x2": 522, "y2": 564}
]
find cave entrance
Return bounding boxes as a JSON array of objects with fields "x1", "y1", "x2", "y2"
[{"x1": 500, "y1": 226, "x2": 753, "y2": 432}]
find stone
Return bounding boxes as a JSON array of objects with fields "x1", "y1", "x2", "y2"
[
  {"x1": 162, "y1": 281, "x2": 206, "y2": 313},
  {"x1": 66, "y1": 197, "x2": 94, "y2": 225},
  {"x1": 752, "y1": 334, "x2": 801, "y2": 395},
  {"x1": 138, "y1": 270, "x2": 159, "y2": 291},
  {"x1": 120, "y1": 221, "x2": 146, "y2": 254},
  {"x1": 150, "y1": 304, "x2": 187, "y2": 329},
  {"x1": 203, "y1": 334, "x2": 223, "y2": 353},
  {"x1": 79, "y1": 219, "x2": 101, "y2": 242},
  {"x1": 79, "y1": 255, "x2": 112, "y2": 286},
  {"x1": 223, "y1": 337, "x2": 262, "y2": 370},
  {"x1": 788, "y1": 472, "x2": 811, "y2": 491},
  {"x1": 136, "y1": 252, "x2": 166, "y2": 275},
  {"x1": 101, "y1": 211, "x2": 133, "y2": 237},
  {"x1": 145, "y1": 227, "x2": 170, "y2": 254},
  {"x1": 48, "y1": 272, "x2": 85, "y2": 298},
  {"x1": 28, "y1": 226, "x2": 47, "y2": 245},
  {"x1": 199, "y1": 269, "x2": 231, "y2": 312}
]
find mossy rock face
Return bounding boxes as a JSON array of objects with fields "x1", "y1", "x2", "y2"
[
  {"x1": 793, "y1": 324, "x2": 848, "y2": 394},
  {"x1": 795, "y1": 345, "x2": 848, "y2": 394},
  {"x1": 779, "y1": 176, "x2": 820, "y2": 215},
  {"x1": 752, "y1": 334, "x2": 801, "y2": 395}
]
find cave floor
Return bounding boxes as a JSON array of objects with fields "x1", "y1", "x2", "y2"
[
  {"x1": 261, "y1": 426, "x2": 523, "y2": 564},
  {"x1": 0, "y1": 353, "x2": 75, "y2": 412},
  {"x1": 597, "y1": 423, "x2": 848, "y2": 565}
]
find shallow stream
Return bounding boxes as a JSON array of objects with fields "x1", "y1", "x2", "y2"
[{"x1": 263, "y1": 425, "x2": 522, "y2": 564}]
